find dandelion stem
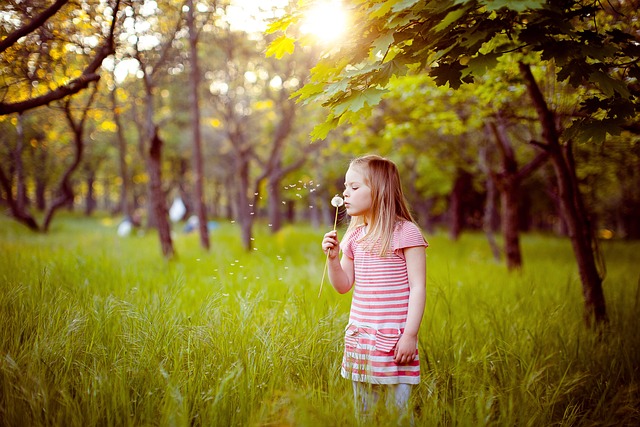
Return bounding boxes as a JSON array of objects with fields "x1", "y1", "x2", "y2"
[{"x1": 319, "y1": 206, "x2": 340, "y2": 297}]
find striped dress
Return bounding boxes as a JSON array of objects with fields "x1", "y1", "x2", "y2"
[{"x1": 340, "y1": 220, "x2": 428, "y2": 385}]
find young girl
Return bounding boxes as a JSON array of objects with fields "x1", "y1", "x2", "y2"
[{"x1": 321, "y1": 155, "x2": 428, "y2": 419}]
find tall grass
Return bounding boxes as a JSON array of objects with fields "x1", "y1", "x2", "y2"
[{"x1": 0, "y1": 214, "x2": 638, "y2": 426}]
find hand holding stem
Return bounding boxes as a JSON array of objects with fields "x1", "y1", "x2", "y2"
[{"x1": 319, "y1": 195, "x2": 344, "y2": 297}]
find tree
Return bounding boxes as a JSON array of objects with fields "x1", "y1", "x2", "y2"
[
  {"x1": 124, "y1": 0, "x2": 187, "y2": 258},
  {"x1": 270, "y1": 0, "x2": 640, "y2": 324},
  {"x1": 0, "y1": 0, "x2": 122, "y2": 231},
  {"x1": 186, "y1": 0, "x2": 210, "y2": 250},
  {"x1": 202, "y1": 1, "x2": 323, "y2": 250},
  {"x1": 0, "y1": 0, "x2": 121, "y2": 116},
  {"x1": 487, "y1": 114, "x2": 548, "y2": 270},
  {"x1": 42, "y1": 84, "x2": 100, "y2": 231}
]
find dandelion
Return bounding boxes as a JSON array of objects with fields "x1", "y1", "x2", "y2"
[{"x1": 319, "y1": 194, "x2": 344, "y2": 297}]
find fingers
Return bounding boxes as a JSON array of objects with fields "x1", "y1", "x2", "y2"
[
  {"x1": 321, "y1": 230, "x2": 339, "y2": 256},
  {"x1": 393, "y1": 349, "x2": 415, "y2": 365}
]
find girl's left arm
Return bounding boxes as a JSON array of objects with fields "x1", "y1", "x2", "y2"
[{"x1": 394, "y1": 246, "x2": 426, "y2": 364}]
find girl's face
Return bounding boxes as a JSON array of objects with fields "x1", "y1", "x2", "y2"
[{"x1": 343, "y1": 166, "x2": 373, "y2": 220}]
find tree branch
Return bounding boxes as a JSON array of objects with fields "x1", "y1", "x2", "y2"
[
  {"x1": 0, "y1": 0, "x2": 69, "y2": 54},
  {"x1": 0, "y1": 0, "x2": 121, "y2": 116}
]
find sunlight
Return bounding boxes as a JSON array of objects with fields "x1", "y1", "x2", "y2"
[{"x1": 300, "y1": 0, "x2": 348, "y2": 43}]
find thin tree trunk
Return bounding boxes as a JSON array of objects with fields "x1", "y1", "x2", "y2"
[
  {"x1": 43, "y1": 85, "x2": 98, "y2": 231},
  {"x1": 43, "y1": 115, "x2": 83, "y2": 231},
  {"x1": 147, "y1": 127, "x2": 174, "y2": 257},
  {"x1": 85, "y1": 170, "x2": 96, "y2": 215},
  {"x1": 15, "y1": 113, "x2": 27, "y2": 212},
  {"x1": 479, "y1": 141, "x2": 501, "y2": 262},
  {"x1": 111, "y1": 84, "x2": 132, "y2": 219},
  {"x1": 187, "y1": 0, "x2": 210, "y2": 250},
  {"x1": 235, "y1": 148, "x2": 253, "y2": 251},
  {"x1": 520, "y1": 62, "x2": 607, "y2": 325},
  {"x1": 267, "y1": 175, "x2": 282, "y2": 232},
  {"x1": 139, "y1": 67, "x2": 174, "y2": 257},
  {"x1": 33, "y1": 137, "x2": 47, "y2": 211},
  {"x1": 449, "y1": 169, "x2": 470, "y2": 241},
  {"x1": 488, "y1": 116, "x2": 549, "y2": 271},
  {"x1": 0, "y1": 166, "x2": 39, "y2": 230}
]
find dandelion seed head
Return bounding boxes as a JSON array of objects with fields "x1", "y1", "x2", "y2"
[{"x1": 331, "y1": 195, "x2": 344, "y2": 207}]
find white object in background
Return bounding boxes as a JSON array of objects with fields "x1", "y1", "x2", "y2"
[
  {"x1": 169, "y1": 197, "x2": 186, "y2": 222},
  {"x1": 117, "y1": 219, "x2": 132, "y2": 237}
]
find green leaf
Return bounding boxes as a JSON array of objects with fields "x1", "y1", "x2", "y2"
[
  {"x1": 265, "y1": 35, "x2": 295, "y2": 59},
  {"x1": 265, "y1": 14, "x2": 295, "y2": 35},
  {"x1": 310, "y1": 116, "x2": 339, "y2": 141},
  {"x1": 480, "y1": 0, "x2": 545, "y2": 12},
  {"x1": 565, "y1": 118, "x2": 623, "y2": 143},
  {"x1": 391, "y1": 0, "x2": 422, "y2": 13},
  {"x1": 323, "y1": 80, "x2": 350, "y2": 99},
  {"x1": 430, "y1": 62, "x2": 465, "y2": 89},
  {"x1": 464, "y1": 52, "x2": 499, "y2": 78},
  {"x1": 371, "y1": 31, "x2": 395, "y2": 57},
  {"x1": 434, "y1": 7, "x2": 467, "y2": 33},
  {"x1": 377, "y1": 60, "x2": 407, "y2": 86},
  {"x1": 333, "y1": 88, "x2": 387, "y2": 116},
  {"x1": 370, "y1": 0, "x2": 402, "y2": 19},
  {"x1": 589, "y1": 71, "x2": 631, "y2": 98},
  {"x1": 292, "y1": 82, "x2": 325, "y2": 102}
]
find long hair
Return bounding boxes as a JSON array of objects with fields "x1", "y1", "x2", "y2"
[{"x1": 345, "y1": 155, "x2": 416, "y2": 256}]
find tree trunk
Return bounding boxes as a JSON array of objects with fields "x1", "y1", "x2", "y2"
[
  {"x1": 85, "y1": 170, "x2": 96, "y2": 216},
  {"x1": 449, "y1": 169, "x2": 470, "y2": 241},
  {"x1": 268, "y1": 177, "x2": 282, "y2": 232},
  {"x1": 501, "y1": 178, "x2": 522, "y2": 269},
  {"x1": 148, "y1": 128, "x2": 174, "y2": 258},
  {"x1": 111, "y1": 84, "x2": 132, "y2": 219},
  {"x1": 309, "y1": 183, "x2": 320, "y2": 228},
  {"x1": 43, "y1": 88, "x2": 98, "y2": 232},
  {"x1": 488, "y1": 116, "x2": 549, "y2": 271},
  {"x1": 235, "y1": 149, "x2": 253, "y2": 251},
  {"x1": 478, "y1": 142, "x2": 501, "y2": 262},
  {"x1": 0, "y1": 166, "x2": 39, "y2": 230},
  {"x1": 187, "y1": 0, "x2": 210, "y2": 250},
  {"x1": 15, "y1": 113, "x2": 28, "y2": 212},
  {"x1": 33, "y1": 138, "x2": 48, "y2": 211},
  {"x1": 43, "y1": 120, "x2": 83, "y2": 231},
  {"x1": 520, "y1": 62, "x2": 607, "y2": 325}
]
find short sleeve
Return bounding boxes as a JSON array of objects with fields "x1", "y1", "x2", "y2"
[
  {"x1": 393, "y1": 221, "x2": 428, "y2": 259},
  {"x1": 340, "y1": 227, "x2": 363, "y2": 259}
]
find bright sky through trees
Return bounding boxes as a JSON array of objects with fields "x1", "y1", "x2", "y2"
[
  {"x1": 107, "y1": 0, "x2": 349, "y2": 82},
  {"x1": 300, "y1": 1, "x2": 348, "y2": 42}
]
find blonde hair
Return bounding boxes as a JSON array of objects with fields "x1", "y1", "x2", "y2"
[{"x1": 345, "y1": 155, "x2": 417, "y2": 256}]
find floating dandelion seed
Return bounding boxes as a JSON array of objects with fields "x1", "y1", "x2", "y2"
[{"x1": 319, "y1": 194, "x2": 344, "y2": 297}]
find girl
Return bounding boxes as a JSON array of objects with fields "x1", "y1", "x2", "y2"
[{"x1": 321, "y1": 155, "x2": 428, "y2": 419}]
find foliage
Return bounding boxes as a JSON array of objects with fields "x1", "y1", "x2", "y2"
[
  {"x1": 268, "y1": 0, "x2": 640, "y2": 142},
  {"x1": 0, "y1": 0, "x2": 120, "y2": 115},
  {"x1": 0, "y1": 215, "x2": 639, "y2": 425}
]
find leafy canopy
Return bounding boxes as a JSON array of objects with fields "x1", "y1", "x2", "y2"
[{"x1": 267, "y1": 0, "x2": 639, "y2": 141}]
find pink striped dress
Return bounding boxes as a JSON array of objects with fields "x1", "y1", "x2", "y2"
[{"x1": 339, "y1": 220, "x2": 428, "y2": 385}]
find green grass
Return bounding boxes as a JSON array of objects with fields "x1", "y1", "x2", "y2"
[{"x1": 1, "y1": 213, "x2": 639, "y2": 426}]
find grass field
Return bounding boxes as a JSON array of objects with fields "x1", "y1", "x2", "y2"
[{"x1": 1, "y1": 213, "x2": 639, "y2": 426}]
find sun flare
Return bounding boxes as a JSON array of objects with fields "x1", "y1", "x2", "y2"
[{"x1": 300, "y1": 1, "x2": 349, "y2": 43}]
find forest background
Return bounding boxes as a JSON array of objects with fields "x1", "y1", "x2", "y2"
[{"x1": 0, "y1": 0, "x2": 639, "y2": 425}]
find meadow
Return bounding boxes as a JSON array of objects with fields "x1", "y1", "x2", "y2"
[{"x1": 0, "y1": 213, "x2": 638, "y2": 426}]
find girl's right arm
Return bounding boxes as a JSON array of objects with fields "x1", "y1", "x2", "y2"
[{"x1": 322, "y1": 230, "x2": 354, "y2": 293}]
